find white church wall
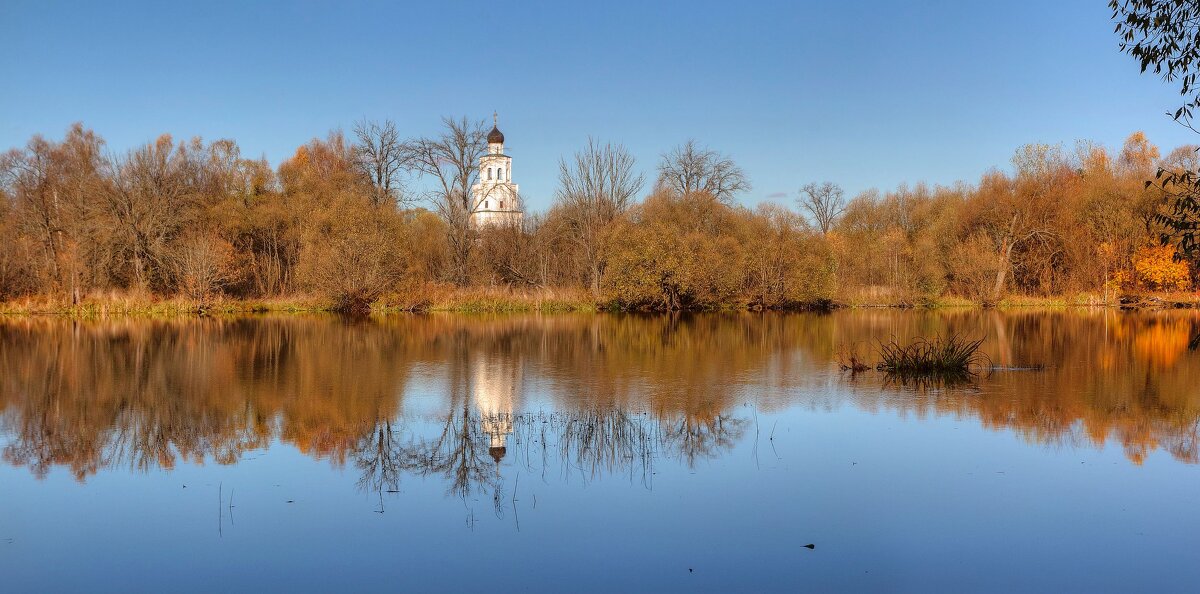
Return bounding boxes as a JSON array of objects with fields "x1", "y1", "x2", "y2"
[{"x1": 469, "y1": 119, "x2": 524, "y2": 229}]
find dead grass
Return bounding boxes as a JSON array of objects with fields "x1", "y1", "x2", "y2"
[
  {"x1": 6, "y1": 287, "x2": 1196, "y2": 317},
  {"x1": 377, "y1": 285, "x2": 597, "y2": 313},
  {"x1": 0, "y1": 291, "x2": 333, "y2": 317}
]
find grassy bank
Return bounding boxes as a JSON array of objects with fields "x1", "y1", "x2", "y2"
[
  {"x1": 376, "y1": 286, "x2": 598, "y2": 314},
  {"x1": 0, "y1": 287, "x2": 598, "y2": 317},
  {"x1": 0, "y1": 293, "x2": 335, "y2": 317},
  {"x1": 2, "y1": 289, "x2": 1198, "y2": 318},
  {"x1": 837, "y1": 292, "x2": 1200, "y2": 310},
  {"x1": 994, "y1": 293, "x2": 1109, "y2": 308},
  {"x1": 837, "y1": 295, "x2": 977, "y2": 309},
  {"x1": 993, "y1": 292, "x2": 1200, "y2": 309}
]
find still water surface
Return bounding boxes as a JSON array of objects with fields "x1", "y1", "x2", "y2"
[{"x1": 1, "y1": 311, "x2": 1199, "y2": 592}]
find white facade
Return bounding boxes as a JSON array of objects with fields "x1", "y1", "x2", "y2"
[
  {"x1": 469, "y1": 114, "x2": 524, "y2": 228},
  {"x1": 472, "y1": 350, "x2": 519, "y2": 463}
]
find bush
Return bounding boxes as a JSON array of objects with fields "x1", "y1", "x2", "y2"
[
  {"x1": 601, "y1": 194, "x2": 743, "y2": 310},
  {"x1": 297, "y1": 198, "x2": 416, "y2": 311}
]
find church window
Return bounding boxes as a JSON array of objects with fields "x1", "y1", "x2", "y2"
[
  {"x1": 498, "y1": 168, "x2": 504, "y2": 180},
  {"x1": 488, "y1": 168, "x2": 492, "y2": 180},
  {"x1": 485, "y1": 200, "x2": 489, "y2": 209},
  {"x1": 500, "y1": 200, "x2": 505, "y2": 209}
]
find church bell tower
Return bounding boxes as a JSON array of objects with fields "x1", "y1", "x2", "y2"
[{"x1": 469, "y1": 112, "x2": 523, "y2": 227}]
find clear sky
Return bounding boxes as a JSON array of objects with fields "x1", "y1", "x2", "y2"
[{"x1": 1, "y1": 0, "x2": 1194, "y2": 211}]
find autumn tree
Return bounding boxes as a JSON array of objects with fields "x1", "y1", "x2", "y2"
[
  {"x1": 974, "y1": 146, "x2": 1067, "y2": 301},
  {"x1": 404, "y1": 117, "x2": 488, "y2": 286},
  {"x1": 741, "y1": 203, "x2": 834, "y2": 307},
  {"x1": 100, "y1": 134, "x2": 203, "y2": 292},
  {"x1": 1112, "y1": 0, "x2": 1200, "y2": 260},
  {"x1": 0, "y1": 124, "x2": 106, "y2": 301},
  {"x1": 519, "y1": 209, "x2": 583, "y2": 288},
  {"x1": 797, "y1": 181, "x2": 846, "y2": 235},
  {"x1": 602, "y1": 191, "x2": 743, "y2": 310},
  {"x1": 945, "y1": 232, "x2": 1005, "y2": 301},
  {"x1": 278, "y1": 131, "x2": 412, "y2": 310},
  {"x1": 832, "y1": 189, "x2": 924, "y2": 300},
  {"x1": 0, "y1": 188, "x2": 33, "y2": 298},
  {"x1": 655, "y1": 140, "x2": 750, "y2": 202},
  {"x1": 1071, "y1": 142, "x2": 1132, "y2": 296},
  {"x1": 279, "y1": 131, "x2": 365, "y2": 196},
  {"x1": 1, "y1": 136, "x2": 68, "y2": 292},
  {"x1": 478, "y1": 218, "x2": 543, "y2": 287},
  {"x1": 554, "y1": 138, "x2": 644, "y2": 297},
  {"x1": 297, "y1": 200, "x2": 414, "y2": 311},
  {"x1": 1132, "y1": 245, "x2": 1190, "y2": 291}
]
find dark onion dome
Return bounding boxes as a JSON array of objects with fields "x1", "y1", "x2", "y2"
[
  {"x1": 487, "y1": 125, "x2": 504, "y2": 144},
  {"x1": 489, "y1": 446, "x2": 506, "y2": 463}
]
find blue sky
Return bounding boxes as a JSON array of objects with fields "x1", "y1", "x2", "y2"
[{"x1": 1, "y1": 0, "x2": 1194, "y2": 210}]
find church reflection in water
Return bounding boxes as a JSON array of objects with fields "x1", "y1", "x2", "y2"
[
  {"x1": 473, "y1": 351, "x2": 518, "y2": 465},
  {"x1": 2, "y1": 310, "x2": 1200, "y2": 495}
]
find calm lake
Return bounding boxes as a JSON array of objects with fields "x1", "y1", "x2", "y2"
[{"x1": 1, "y1": 310, "x2": 1199, "y2": 592}]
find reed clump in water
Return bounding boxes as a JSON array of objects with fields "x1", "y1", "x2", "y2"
[{"x1": 876, "y1": 335, "x2": 988, "y2": 374}]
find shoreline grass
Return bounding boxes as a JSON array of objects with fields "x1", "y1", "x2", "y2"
[{"x1": 2, "y1": 289, "x2": 1198, "y2": 318}]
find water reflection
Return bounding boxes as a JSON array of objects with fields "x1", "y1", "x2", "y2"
[{"x1": 1, "y1": 310, "x2": 1199, "y2": 489}]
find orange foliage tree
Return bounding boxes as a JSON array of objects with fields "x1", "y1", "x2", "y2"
[{"x1": 1132, "y1": 245, "x2": 1190, "y2": 291}]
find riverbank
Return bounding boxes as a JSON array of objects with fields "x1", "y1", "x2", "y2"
[
  {"x1": 842, "y1": 292, "x2": 1200, "y2": 310},
  {"x1": 2, "y1": 289, "x2": 1198, "y2": 317},
  {"x1": 0, "y1": 287, "x2": 599, "y2": 317}
]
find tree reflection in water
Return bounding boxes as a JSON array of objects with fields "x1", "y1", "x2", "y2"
[
  {"x1": 2, "y1": 310, "x2": 1200, "y2": 492},
  {"x1": 350, "y1": 407, "x2": 747, "y2": 516}
]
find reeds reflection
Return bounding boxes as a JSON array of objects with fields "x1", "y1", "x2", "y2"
[{"x1": 1, "y1": 310, "x2": 1199, "y2": 486}]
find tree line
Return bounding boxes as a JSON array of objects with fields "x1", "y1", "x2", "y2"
[{"x1": 0, "y1": 119, "x2": 1194, "y2": 311}]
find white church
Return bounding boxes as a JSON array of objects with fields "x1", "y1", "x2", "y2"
[{"x1": 469, "y1": 114, "x2": 524, "y2": 227}]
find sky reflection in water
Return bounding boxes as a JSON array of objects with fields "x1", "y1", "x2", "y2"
[{"x1": 1, "y1": 311, "x2": 1199, "y2": 592}]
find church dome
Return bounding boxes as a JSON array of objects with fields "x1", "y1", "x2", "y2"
[
  {"x1": 487, "y1": 125, "x2": 504, "y2": 144},
  {"x1": 489, "y1": 446, "x2": 506, "y2": 463}
]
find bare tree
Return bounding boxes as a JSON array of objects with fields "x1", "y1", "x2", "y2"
[
  {"x1": 480, "y1": 217, "x2": 542, "y2": 287},
  {"x1": 0, "y1": 188, "x2": 33, "y2": 299},
  {"x1": 353, "y1": 119, "x2": 409, "y2": 208},
  {"x1": 101, "y1": 135, "x2": 195, "y2": 292},
  {"x1": 1, "y1": 138, "x2": 64, "y2": 288},
  {"x1": 981, "y1": 146, "x2": 1063, "y2": 302},
  {"x1": 172, "y1": 231, "x2": 235, "y2": 305},
  {"x1": 656, "y1": 139, "x2": 750, "y2": 202},
  {"x1": 797, "y1": 181, "x2": 846, "y2": 235},
  {"x1": 403, "y1": 117, "x2": 488, "y2": 285},
  {"x1": 0, "y1": 125, "x2": 106, "y2": 301},
  {"x1": 555, "y1": 138, "x2": 644, "y2": 296}
]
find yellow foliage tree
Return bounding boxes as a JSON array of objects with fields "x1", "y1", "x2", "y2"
[{"x1": 1132, "y1": 245, "x2": 1191, "y2": 291}]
